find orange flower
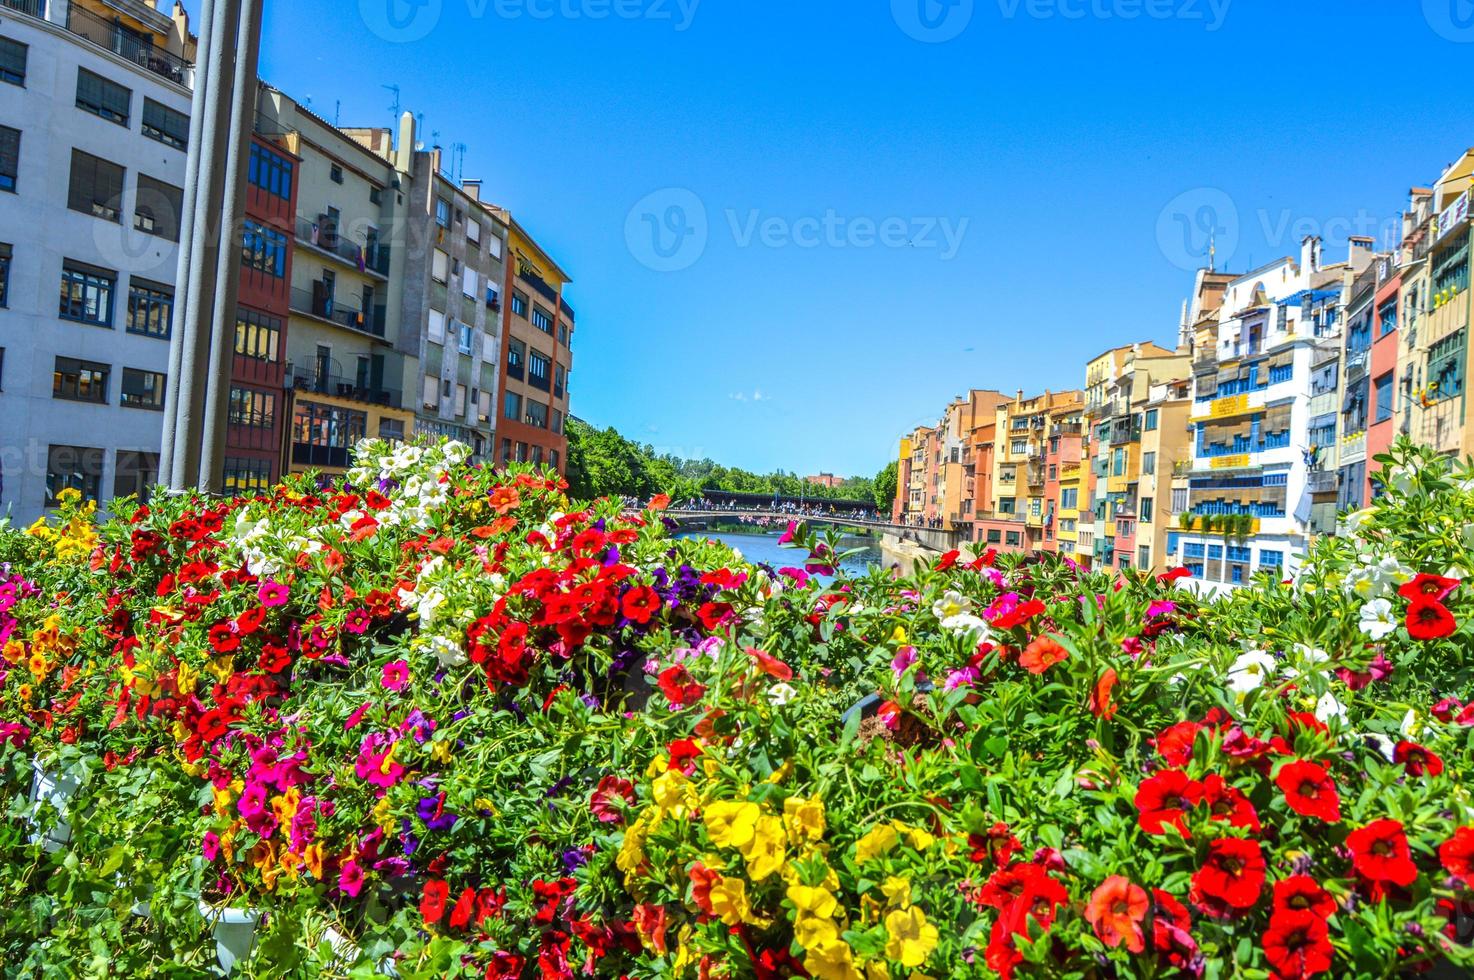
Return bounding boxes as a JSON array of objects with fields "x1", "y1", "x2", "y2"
[
  {"x1": 489, "y1": 487, "x2": 521, "y2": 515},
  {"x1": 649, "y1": 494, "x2": 671, "y2": 512},
  {"x1": 1089, "y1": 668, "x2": 1119, "y2": 719},
  {"x1": 1019, "y1": 636, "x2": 1069, "y2": 674},
  {"x1": 1084, "y1": 875, "x2": 1148, "y2": 952}
]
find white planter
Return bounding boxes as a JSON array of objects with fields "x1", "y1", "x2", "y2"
[
  {"x1": 321, "y1": 926, "x2": 399, "y2": 976},
  {"x1": 198, "y1": 901, "x2": 262, "y2": 974},
  {"x1": 26, "y1": 760, "x2": 79, "y2": 852}
]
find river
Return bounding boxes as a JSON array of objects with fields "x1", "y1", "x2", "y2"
[{"x1": 677, "y1": 530, "x2": 882, "y2": 581}]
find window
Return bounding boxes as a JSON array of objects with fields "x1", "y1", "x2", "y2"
[
  {"x1": 1006, "y1": 531, "x2": 1021, "y2": 547},
  {"x1": 112, "y1": 451, "x2": 159, "y2": 504},
  {"x1": 531, "y1": 305, "x2": 554, "y2": 333},
  {"x1": 0, "y1": 36, "x2": 25, "y2": 86},
  {"x1": 68, "y1": 149, "x2": 124, "y2": 221},
  {"x1": 0, "y1": 243, "x2": 9, "y2": 307},
  {"x1": 528, "y1": 350, "x2": 551, "y2": 390},
  {"x1": 134, "y1": 174, "x2": 183, "y2": 240},
  {"x1": 998, "y1": 497, "x2": 1016, "y2": 514},
  {"x1": 1139, "y1": 497, "x2": 1153, "y2": 523},
  {"x1": 234, "y1": 309, "x2": 281, "y2": 361},
  {"x1": 503, "y1": 391, "x2": 522, "y2": 421},
  {"x1": 455, "y1": 383, "x2": 467, "y2": 417},
  {"x1": 467, "y1": 221, "x2": 481, "y2": 248},
  {"x1": 1144, "y1": 409, "x2": 1159, "y2": 431},
  {"x1": 1059, "y1": 487, "x2": 1078, "y2": 509},
  {"x1": 1138, "y1": 546, "x2": 1151, "y2": 568},
  {"x1": 457, "y1": 322, "x2": 474, "y2": 355},
  {"x1": 1141, "y1": 452, "x2": 1156, "y2": 476},
  {"x1": 1118, "y1": 553, "x2": 1131, "y2": 570},
  {"x1": 432, "y1": 249, "x2": 449, "y2": 282},
  {"x1": 554, "y1": 364, "x2": 566, "y2": 399},
  {"x1": 462, "y1": 267, "x2": 479, "y2": 298},
  {"x1": 1112, "y1": 448, "x2": 1126, "y2": 477},
  {"x1": 379, "y1": 418, "x2": 404, "y2": 441},
  {"x1": 223, "y1": 457, "x2": 273, "y2": 496},
  {"x1": 559, "y1": 323, "x2": 569, "y2": 346},
  {"x1": 142, "y1": 99, "x2": 188, "y2": 150},
  {"x1": 1374, "y1": 372, "x2": 1394, "y2": 424},
  {"x1": 507, "y1": 339, "x2": 525, "y2": 380},
  {"x1": 291, "y1": 402, "x2": 366, "y2": 469},
  {"x1": 501, "y1": 439, "x2": 513, "y2": 465},
  {"x1": 242, "y1": 220, "x2": 287, "y2": 277},
  {"x1": 59, "y1": 263, "x2": 115, "y2": 325},
  {"x1": 986, "y1": 529, "x2": 1001, "y2": 544},
  {"x1": 46, "y1": 445, "x2": 104, "y2": 505},
  {"x1": 0, "y1": 125, "x2": 15, "y2": 192},
  {"x1": 435, "y1": 197, "x2": 451, "y2": 228},
  {"x1": 422, "y1": 374, "x2": 438, "y2": 410},
  {"x1": 248, "y1": 142, "x2": 293, "y2": 198},
  {"x1": 53, "y1": 356, "x2": 109, "y2": 403},
  {"x1": 330, "y1": 164, "x2": 343, "y2": 184},
  {"x1": 428, "y1": 309, "x2": 446, "y2": 343},
  {"x1": 478, "y1": 389, "x2": 492, "y2": 422},
  {"x1": 552, "y1": 409, "x2": 563, "y2": 434},
  {"x1": 1259, "y1": 550, "x2": 1284, "y2": 570},
  {"x1": 120, "y1": 368, "x2": 165, "y2": 410},
  {"x1": 227, "y1": 386, "x2": 275, "y2": 428},
  {"x1": 525, "y1": 399, "x2": 548, "y2": 428},
  {"x1": 126, "y1": 280, "x2": 173, "y2": 338},
  {"x1": 76, "y1": 68, "x2": 130, "y2": 125},
  {"x1": 550, "y1": 450, "x2": 559, "y2": 471},
  {"x1": 511, "y1": 291, "x2": 528, "y2": 317}
]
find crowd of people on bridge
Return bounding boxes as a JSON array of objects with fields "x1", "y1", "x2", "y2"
[
  {"x1": 650, "y1": 496, "x2": 885, "y2": 524},
  {"x1": 900, "y1": 516, "x2": 949, "y2": 530}
]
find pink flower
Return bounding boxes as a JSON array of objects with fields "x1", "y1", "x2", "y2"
[
  {"x1": 777, "y1": 521, "x2": 799, "y2": 545},
  {"x1": 339, "y1": 858, "x2": 366, "y2": 897},
  {"x1": 344, "y1": 608, "x2": 370, "y2": 634},
  {"x1": 202, "y1": 831, "x2": 221, "y2": 862},
  {"x1": 344, "y1": 702, "x2": 372, "y2": 731},
  {"x1": 1146, "y1": 600, "x2": 1177, "y2": 619},
  {"x1": 257, "y1": 581, "x2": 290, "y2": 608},
  {"x1": 891, "y1": 646, "x2": 919, "y2": 680},
  {"x1": 944, "y1": 666, "x2": 980, "y2": 692},
  {"x1": 381, "y1": 660, "x2": 410, "y2": 692}
]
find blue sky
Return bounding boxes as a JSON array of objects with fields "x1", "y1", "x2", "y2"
[{"x1": 244, "y1": 0, "x2": 1474, "y2": 478}]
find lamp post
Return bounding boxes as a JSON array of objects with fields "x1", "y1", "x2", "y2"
[{"x1": 159, "y1": 0, "x2": 264, "y2": 494}]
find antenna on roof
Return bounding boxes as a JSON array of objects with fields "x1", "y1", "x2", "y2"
[
  {"x1": 334, "y1": 99, "x2": 341, "y2": 127},
  {"x1": 414, "y1": 112, "x2": 425, "y2": 151},
  {"x1": 452, "y1": 142, "x2": 467, "y2": 183},
  {"x1": 1208, "y1": 232, "x2": 1216, "y2": 272},
  {"x1": 382, "y1": 83, "x2": 400, "y2": 121}
]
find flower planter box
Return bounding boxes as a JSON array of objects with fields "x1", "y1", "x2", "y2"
[
  {"x1": 26, "y1": 760, "x2": 78, "y2": 852},
  {"x1": 197, "y1": 901, "x2": 262, "y2": 974}
]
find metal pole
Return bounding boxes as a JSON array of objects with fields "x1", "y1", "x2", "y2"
[
  {"x1": 159, "y1": 0, "x2": 218, "y2": 483},
  {"x1": 169, "y1": 0, "x2": 240, "y2": 489},
  {"x1": 200, "y1": 0, "x2": 262, "y2": 494}
]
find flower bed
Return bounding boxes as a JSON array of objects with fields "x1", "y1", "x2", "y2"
[{"x1": 0, "y1": 439, "x2": 1473, "y2": 978}]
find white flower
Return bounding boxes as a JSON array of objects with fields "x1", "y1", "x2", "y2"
[
  {"x1": 414, "y1": 588, "x2": 446, "y2": 625},
  {"x1": 941, "y1": 613, "x2": 990, "y2": 644},
  {"x1": 1358, "y1": 598, "x2": 1397, "y2": 640},
  {"x1": 426, "y1": 634, "x2": 467, "y2": 669},
  {"x1": 1314, "y1": 692, "x2": 1348, "y2": 725},
  {"x1": 767, "y1": 683, "x2": 798, "y2": 707},
  {"x1": 1339, "y1": 508, "x2": 1377, "y2": 537},
  {"x1": 1363, "y1": 732, "x2": 1396, "y2": 763},
  {"x1": 932, "y1": 590, "x2": 971, "y2": 621},
  {"x1": 1226, "y1": 650, "x2": 1279, "y2": 694},
  {"x1": 1400, "y1": 708, "x2": 1423, "y2": 740},
  {"x1": 1285, "y1": 643, "x2": 1330, "y2": 679}
]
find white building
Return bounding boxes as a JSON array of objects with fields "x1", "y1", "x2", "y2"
[
  {"x1": 1173, "y1": 237, "x2": 1370, "y2": 590},
  {"x1": 0, "y1": 0, "x2": 194, "y2": 525}
]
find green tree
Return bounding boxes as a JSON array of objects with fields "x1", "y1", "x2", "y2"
[{"x1": 873, "y1": 461, "x2": 898, "y2": 512}]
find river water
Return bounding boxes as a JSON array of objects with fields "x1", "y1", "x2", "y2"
[{"x1": 677, "y1": 530, "x2": 882, "y2": 580}]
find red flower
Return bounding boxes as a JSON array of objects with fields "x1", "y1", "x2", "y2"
[
  {"x1": 1275, "y1": 760, "x2": 1341, "y2": 823},
  {"x1": 1346, "y1": 819, "x2": 1418, "y2": 889},
  {"x1": 1159, "y1": 567, "x2": 1192, "y2": 584},
  {"x1": 1439, "y1": 826, "x2": 1474, "y2": 885},
  {"x1": 1190, "y1": 838, "x2": 1266, "y2": 917},
  {"x1": 935, "y1": 549, "x2": 960, "y2": 571},
  {"x1": 1202, "y1": 774, "x2": 1261, "y2": 833},
  {"x1": 589, "y1": 775, "x2": 636, "y2": 824},
  {"x1": 1150, "y1": 889, "x2": 1198, "y2": 969},
  {"x1": 489, "y1": 486, "x2": 521, "y2": 515},
  {"x1": 1406, "y1": 598, "x2": 1456, "y2": 641},
  {"x1": 1393, "y1": 740, "x2": 1444, "y2": 778},
  {"x1": 1152, "y1": 721, "x2": 1203, "y2": 767},
  {"x1": 420, "y1": 879, "x2": 450, "y2": 926},
  {"x1": 747, "y1": 647, "x2": 793, "y2": 681},
  {"x1": 968, "y1": 822, "x2": 1022, "y2": 867},
  {"x1": 1262, "y1": 909, "x2": 1333, "y2": 979},
  {"x1": 992, "y1": 598, "x2": 1047, "y2": 630},
  {"x1": 617, "y1": 586, "x2": 661, "y2": 625},
  {"x1": 1019, "y1": 636, "x2": 1068, "y2": 674},
  {"x1": 1135, "y1": 769, "x2": 1203, "y2": 837},
  {"x1": 448, "y1": 887, "x2": 476, "y2": 930},
  {"x1": 657, "y1": 665, "x2": 705, "y2": 708},
  {"x1": 1084, "y1": 876, "x2": 1149, "y2": 952},
  {"x1": 648, "y1": 493, "x2": 670, "y2": 512},
  {"x1": 234, "y1": 606, "x2": 267, "y2": 636},
  {"x1": 1272, "y1": 875, "x2": 1336, "y2": 920},
  {"x1": 207, "y1": 622, "x2": 240, "y2": 653},
  {"x1": 697, "y1": 602, "x2": 733, "y2": 631},
  {"x1": 1399, "y1": 573, "x2": 1460, "y2": 603},
  {"x1": 667, "y1": 738, "x2": 702, "y2": 773},
  {"x1": 1088, "y1": 668, "x2": 1119, "y2": 719}
]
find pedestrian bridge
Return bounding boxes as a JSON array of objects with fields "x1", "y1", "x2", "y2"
[{"x1": 666, "y1": 510, "x2": 969, "y2": 555}]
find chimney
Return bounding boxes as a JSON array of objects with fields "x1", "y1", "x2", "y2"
[
  {"x1": 1300, "y1": 235, "x2": 1321, "y2": 273},
  {"x1": 463, "y1": 179, "x2": 481, "y2": 201},
  {"x1": 396, "y1": 111, "x2": 415, "y2": 174}
]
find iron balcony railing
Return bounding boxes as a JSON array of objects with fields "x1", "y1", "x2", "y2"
[
  {"x1": 1306, "y1": 470, "x2": 1339, "y2": 494},
  {"x1": 289, "y1": 370, "x2": 401, "y2": 409},
  {"x1": 296, "y1": 217, "x2": 390, "y2": 276},
  {"x1": 519, "y1": 271, "x2": 558, "y2": 304},
  {"x1": 7, "y1": 0, "x2": 195, "y2": 85},
  {"x1": 289, "y1": 286, "x2": 386, "y2": 339}
]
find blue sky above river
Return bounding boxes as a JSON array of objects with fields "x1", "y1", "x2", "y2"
[{"x1": 246, "y1": 0, "x2": 1473, "y2": 477}]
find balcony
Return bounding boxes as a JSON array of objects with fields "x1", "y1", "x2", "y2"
[
  {"x1": 296, "y1": 217, "x2": 390, "y2": 278},
  {"x1": 1306, "y1": 470, "x2": 1339, "y2": 494},
  {"x1": 1340, "y1": 430, "x2": 1367, "y2": 462},
  {"x1": 290, "y1": 286, "x2": 386, "y2": 339},
  {"x1": 6, "y1": 1, "x2": 195, "y2": 86},
  {"x1": 289, "y1": 370, "x2": 401, "y2": 409},
  {"x1": 519, "y1": 272, "x2": 558, "y2": 304}
]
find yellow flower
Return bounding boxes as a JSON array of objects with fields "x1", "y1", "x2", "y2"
[
  {"x1": 741, "y1": 814, "x2": 787, "y2": 881},
  {"x1": 866, "y1": 961, "x2": 891, "y2": 980},
  {"x1": 303, "y1": 842, "x2": 325, "y2": 879},
  {"x1": 855, "y1": 824, "x2": 899, "y2": 864},
  {"x1": 704, "y1": 800, "x2": 760, "y2": 850},
  {"x1": 804, "y1": 938, "x2": 863, "y2": 980},
  {"x1": 176, "y1": 661, "x2": 198, "y2": 695},
  {"x1": 652, "y1": 770, "x2": 697, "y2": 819},
  {"x1": 2, "y1": 639, "x2": 23, "y2": 664},
  {"x1": 787, "y1": 883, "x2": 838, "y2": 919},
  {"x1": 709, "y1": 875, "x2": 752, "y2": 926},
  {"x1": 880, "y1": 876, "x2": 911, "y2": 909},
  {"x1": 617, "y1": 809, "x2": 657, "y2": 877},
  {"x1": 884, "y1": 906, "x2": 938, "y2": 968},
  {"x1": 892, "y1": 822, "x2": 935, "y2": 853},
  {"x1": 431, "y1": 741, "x2": 453, "y2": 763},
  {"x1": 767, "y1": 760, "x2": 794, "y2": 784},
  {"x1": 890, "y1": 626, "x2": 908, "y2": 644},
  {"x1": 794, "y1": 914, "x2": 840, "y2": 950},
  {"x1": 26, "y1": 653, "x2": 49, "y2": 679},
  {"x1": 784, "y1": 796, "x2": 826, "y2": 843}
]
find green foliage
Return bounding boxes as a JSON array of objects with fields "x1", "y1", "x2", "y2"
[{"x1": 872, "y1": 460, "x2": 898, "y2": 512}]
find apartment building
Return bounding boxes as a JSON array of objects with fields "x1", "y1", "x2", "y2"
[
  {"x1": 0, "y1": 0, "x2": 194, "y2": 524},
  {"x1": 1133, "y1": 377, "x2": 1191, "y2": 573},
  {"x1": 1364, "y1": 254, "x2": 1402, "y2": 503},
  {"x1": 1040, "y1": 397, "x2": 1084, "y2": 554},
  {"x1": 975, "y1": 390, "x2": 1082, "y2": 556},
  {"x1": 897, "y1": 423, "x2": 939, "y2": 524},
  {"x1": 496, "y1": 218, "x2": 573, "y2": 471}
]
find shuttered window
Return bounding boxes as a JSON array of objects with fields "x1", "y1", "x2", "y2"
[
  {"x1": 68, "y1": 149, "x2": 124, "y2": 222},
  {"x1": 134, "y1": 174, "x2": 183, "y2": 240},
  {"x1": 0, "y1": 36, "x2": 26, "y2": 86},
  {"x1": 142, "y1": 98, "x2": 188, "y2": 150},
  {"x1": 76, "y1": 68, "x2": 130, "y2": 125},
  {"x1": 0, "y1": 125, "x2": 17, "y2": 192}
]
